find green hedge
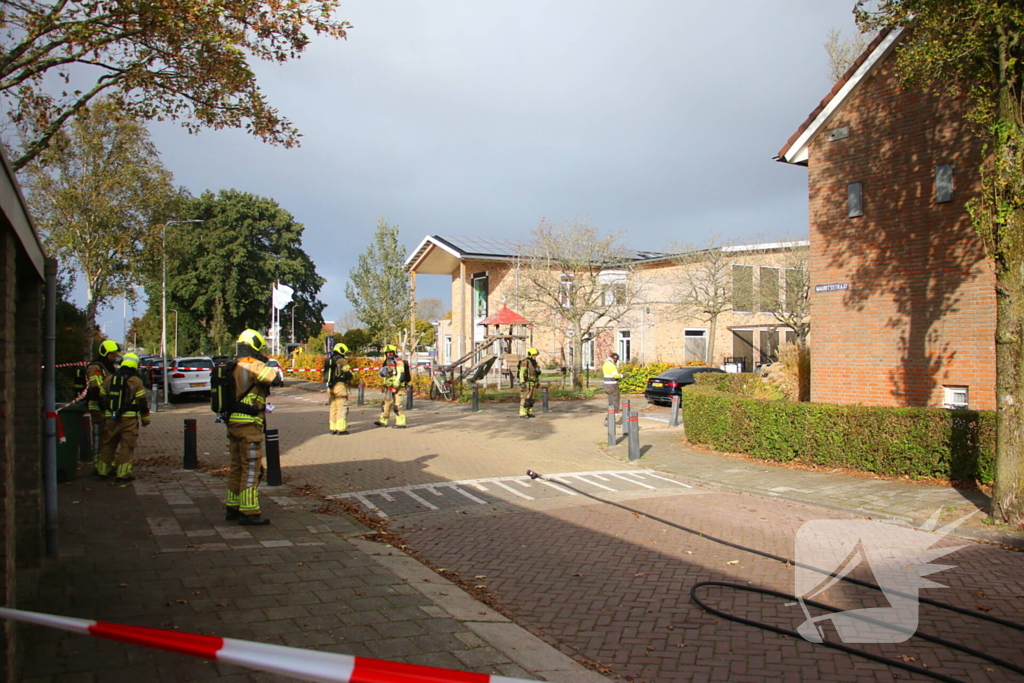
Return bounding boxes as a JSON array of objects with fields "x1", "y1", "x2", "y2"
[
  {"x1": 682, "y1": 385, "x2": 995, "y2": 483},
  {"x1": 619, "y1": 362, "x2": 672, "y2": 394}
]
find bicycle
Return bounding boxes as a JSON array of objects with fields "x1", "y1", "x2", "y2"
[{"x1": 429, "y1": 366, "x2": 459, "y2": 401}]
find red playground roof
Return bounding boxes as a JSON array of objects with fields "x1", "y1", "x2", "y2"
[{"x1": 477, "y1": 307, "x2": 530, "y2": 326}]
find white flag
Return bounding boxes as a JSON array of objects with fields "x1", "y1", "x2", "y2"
[{"x1": 272, "y1": 283, "x2": 294, "y2": 310}]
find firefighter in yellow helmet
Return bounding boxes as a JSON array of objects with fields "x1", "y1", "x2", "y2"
[
  {"x1": 374, "y1": 344, "x2": 410, "y2": 428},
  {"x1": 517, "y1": 348, "x2": 541, "y2": 418},
  {"x1": 86, "y1": 339, "x2": 120, "y2": 468},
  {"x1": 96, "y1": 353, "x2": 150, "y2": 482},
  {"x1": 326, "y1": 342, "x2": 354, "y2": 434},
  {"x1": 224, "y1": 329, "x2": 283, "y2": 526}
]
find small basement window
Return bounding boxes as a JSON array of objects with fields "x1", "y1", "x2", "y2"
[
  {"x1": 848, "y1": 182, "x2": 863, "y2": 218},
  {"x1": 943, "y1": 385, "x2": 969, "y2": 410}
]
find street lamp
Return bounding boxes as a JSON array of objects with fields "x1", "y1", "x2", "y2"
[
  {"x1": 101, "y1": 320, "x2": 112, "y2": 336},
  {"x1": 162, "y1": 219, "x2": 203, "y2": 404},
  {"x1": 169, "y1": 309, "x2": 178, "y2": 358}
]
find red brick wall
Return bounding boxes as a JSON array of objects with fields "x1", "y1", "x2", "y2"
[{"x1": 807, "y1": 59, "x2": 994, "y2": 410}]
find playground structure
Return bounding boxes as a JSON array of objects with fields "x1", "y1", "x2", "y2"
[{"x1": 430, "y1": 307, "x2": 531, "y2": 397}]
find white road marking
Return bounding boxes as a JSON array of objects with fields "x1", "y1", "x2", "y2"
[
  {"x1": 355, "y1": 494, "x2": 387, "y2": 518},
  {"x1": 539, "y1": 480, "x2": 577, "y2": 495},
  {"x1": 610, "y1": 472, "x2": 656, "y2": 489},
  {"x1": 404, "y1": 490, "x2": 439, "y2": 510},
  {"x1": 493, "y1": 480, "x2": 534, "y2": 500},
  {"x1": 448, "y1": 485, "x2": 487, "y2": 504},
  {"x1": 571, "y1": 474, "x2": 616, "y2": 492},
  {"x1": 642, "y1": 472, "x2": 693, "y2": 488}
]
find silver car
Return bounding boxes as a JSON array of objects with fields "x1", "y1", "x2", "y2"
[{"x1": 168, "y1": 356, "x2": 214, "y2": 402}]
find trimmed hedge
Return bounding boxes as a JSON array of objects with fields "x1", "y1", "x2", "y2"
[
  {"x1": 282, "y1": 355, "x2": 431, "y2": 396},
  {"x1": 682, "y1": 383, "x2": 996, "y2": 483},
  {"x1": 618, "y1": 362, "x2": 672, "y2": 395}
]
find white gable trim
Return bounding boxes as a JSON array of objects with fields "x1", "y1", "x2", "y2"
[
  {"x1": 780, "y1": 28, "x2": 902, "y2": 165},
  {"x1": 405, "y1": 235, "x2": 463, "y2": 271}
]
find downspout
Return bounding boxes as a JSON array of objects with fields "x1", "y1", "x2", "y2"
[{"x1": 43, "y1": 257, "x2": 57, "y2": 558}]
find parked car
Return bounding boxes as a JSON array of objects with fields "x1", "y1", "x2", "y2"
[
  {"x1": 211, "y1": 355, "x2": 231, "y2": 367},
  {"x1": 167, "y1": 356, "x2": 214, "y2": 402},
  {"x1": 139, "y1": 357, "x2": 165, "y2": 390},
  {"x1": 644, "y1": 366, "x2": 726, "y2": 406}
]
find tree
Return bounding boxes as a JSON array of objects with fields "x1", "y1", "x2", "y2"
[
  {"x1": 824, "y1": 27, "x2": 876, "y2": 84},
  {"x1": 856, "y1": 1, "x2": 1024, "y2": 525},
  {"x1": 767, "y1": 243, "x2": 811, "y2": 346},
  {"x1": 335, "y1": 309, "x2": 362, "y2": 334},
  {"x1": 415, "y1": 297, "x2": 447, "y2": 322},
  {"x1": 0, "y1": 0, "x2": 351, "y2": 171},
  {"x1": 340, "y1": 328, "x2": 371, "y2": 354},
  {"x1": 147, "y1": 189, "x2": 327, "y2": 349},
  {"x1": 667, "y1": 237, "x2": 740, "y2": 364},
  {"x1": 515, "y1": 218, "x2": 644, "y2": 389},
  {"x1": 345, "y1": 218, "x2": 412, "y2": 348},
  {"x1": 21, "y1": 99, "x2": 177, "y2": 354}
]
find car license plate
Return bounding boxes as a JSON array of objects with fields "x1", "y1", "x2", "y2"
[
  {"x1": 190, "y1": 382, "x2": 205, "y2": 387},
  {"x1": 652, "y1": 382, "x2": 663, "y2": 387}
]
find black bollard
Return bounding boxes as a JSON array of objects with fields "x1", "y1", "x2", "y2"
[
  {"x1": 621, "y1": 399, "x2": 630, "y2": 434},
  {"x1": 607, "y1": 407, "x2": 616, "y2": 447},
  {"x1": 79, "y1": 413, "x2": 92, "y2": 462},
  {"x1": 265, "y1": 429, "x2": 282, "y2": 486},
  {"x1": 405, "y1": 385, "x2": 413, "y2": 410},
  {"x1": 542, "y1": 385, "x2": 550, "y2": 412},
  {"x1": 627, "y1": 411, "x2": 641, "y2": 461},
  {"x1": 183, "y1": 419, "x2": 198, "y2": 470},
  {"x1": 670, "y1": 395, "x2": 681, "y2": 427},
  {"x1": 357, "y1": 382, "x2": 365, "y2": 406},
  {"x1": 472, "y1": 386, "x2": 480, "y2": 412}
]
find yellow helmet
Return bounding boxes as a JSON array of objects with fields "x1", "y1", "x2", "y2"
[
  {"x1": 527, "y1": 348, "x2": 539, "y2": 356},
  {"x1": 384, "y1": 344, "x2": 398, "y2": 353},
  {"x1": 120, "y1": 352, "x2": 140, "y2": 370},
  {"x1": 333, "y1": 342, "x2": 349, "y2": 355},
  {"x1": 237, "y1": 329, "x2": 266, "y2": 352},
  {"x1": 99, "y1": 339, "x2": 120, "y2": 356}
]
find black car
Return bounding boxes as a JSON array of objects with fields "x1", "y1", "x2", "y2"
[
  {"x1": 211, "y1": 356, "x2": 231, "y2": 367},
  {"x1": 644, "y1": 367, "x2": 726, "y2": 406},
  {"x1": 139, "y1": 357, "x2": 165, "y2": 389}
]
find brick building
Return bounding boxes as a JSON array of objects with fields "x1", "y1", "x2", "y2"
[
  {"x1": 0, "y1": 144, "x2": 47, "y2": 680},
  {"x1": 777, "y1": 28, "x2": 993, "y2": 410},
  {"x1": 406, "y1": 235, "x2": 808, "y2": 376}
]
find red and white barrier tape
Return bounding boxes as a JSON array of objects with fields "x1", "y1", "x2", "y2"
[{"x1": 0, "y1": 607, "x2": 536, "y2": 683}]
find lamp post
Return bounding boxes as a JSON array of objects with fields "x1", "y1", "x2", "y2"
[
  {"x1": 169, "y1": 309, "x2": 178, "y2": 357},
  {"x1": 162, "y1": 219, "x2": 203, "y2": 404}
]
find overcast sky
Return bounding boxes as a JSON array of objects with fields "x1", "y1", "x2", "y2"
[{"x1": 92, "y1": 0, "x2": 862, "y2": 340}]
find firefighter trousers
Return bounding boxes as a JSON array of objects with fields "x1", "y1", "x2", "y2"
[
  {"x1": 226, "y1": 422, "x2": 265, "y2": 517},
  {"x1": 380, "y1": 387, "x2": 407, "y2": 426},
  {"x1": 98, "y1": 417, "x2": 139, "y2": 479},
  {"x1": 329, "y1": 384, "x2": 350, "y2": 431}
]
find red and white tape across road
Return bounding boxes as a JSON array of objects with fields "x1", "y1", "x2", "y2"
[{"x1": 0, "y1": 607, "x2": 536, "y2": 683}]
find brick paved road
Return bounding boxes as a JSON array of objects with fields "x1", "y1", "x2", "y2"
[{"x1": 145, "y1": 391, "x2": 1024, "y2": 683}]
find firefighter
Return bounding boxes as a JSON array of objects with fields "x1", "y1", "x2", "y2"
[
  {"x1": 326, "y1": 342, "x2": 354, "y2": 434},
  {"x1": 225, "y1": 329, "x2": 283, "y2": 526},
  {"x1": 86, "y1": 339, "x2": 120, "y2": 464},
  {"x1": 602, "y1": 352, "x2": 626, "y2": 415},
  {"x1": 96, "y1": 352, "x2": 150, "y2": 482},
  {"x1": 374, "y1": 344, "x2": 410, "y2": 428},
  {"x1": 517, "y1": 348, "x2": 541, "y2": 418}
]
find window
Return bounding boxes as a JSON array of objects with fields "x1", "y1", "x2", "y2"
[
  {"x1": 560, "y1": 274, "x2": 574, "y2": 308},
  {"x1": 786, "y1": 267, "x2": 806, "y2": 313},
  {"x1": 935, "y1": 163, "x2": 953, "y2": 203},
  {"x1": 848, "y1": 182, "x2": 863, "y2": 217},
  {"x1": 943, "y1": 385, "x2": 969, "y2": 410},
  {"x1": 444, "y1": 336, "x2": 451, "y2": 363},
  {"x1": 732, "y1": 265, "x2": 754, "y2": 312},
  {"x1": 617, "y1": 329, "x2": 631, "y2": 362},
  {"x1": 759, "y1": 267, "x2": 780, "y2": 313},
  {"x1": 683, "y1": 329, "x2": 707, "y2": 364},
  {"x1": 759, "y1": 329, "x2": 780, "y2": 364},
  {"x1": 582, "y1": 337, "x2": 596, "y2": 369},
  {"x1": 599, "y1": 269, "x2": 628, "y2": 305}
]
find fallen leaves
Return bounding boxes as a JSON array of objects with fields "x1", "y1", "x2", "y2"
[{"x1": 726, "y1": 560, "x2": 739, "y2": 566}]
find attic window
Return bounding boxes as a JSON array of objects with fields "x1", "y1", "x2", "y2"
[
  {"x1": 935, "y1": 163, "x2": 953, "y2": 203},
  {"x1": 848, "y1": 182, "x2": 863, "y2": 218}
]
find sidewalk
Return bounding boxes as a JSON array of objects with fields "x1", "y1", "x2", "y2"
[{"x1": 19, "y1": 459, "x2": 606, "y2": 681}]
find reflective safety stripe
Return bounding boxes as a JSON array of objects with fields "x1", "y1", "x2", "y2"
[
  {"x1": 226, "y1": 490, "x2": 240, "y2": 506},
  {"x1": 116, "y1": 462, "x2": 132, "y2": 478},
  {"x1": 239, "y1": 486, "x2": 260, "y2": 515}
]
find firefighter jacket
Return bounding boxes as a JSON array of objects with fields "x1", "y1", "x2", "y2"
[
  {"x1": 86, "y1": 357, "x2": 115, "y2": 410},
  {"x1": 602, "y1": 359, "x2": 623, "y2": 386},
  {"x1": 518, "y1": 357, "x2": 540, "y2": 385},
  {"x1": 100, "y1": 372, "x2": 150, "y2": 422},
  {"x1": 228, "y1": 357, "x2": 280, "y2": 427},
  {"x1": 379, "y1": 358, "x2": 410, "y2": 389},
  {"x1": 328, "y1": 356, "x2": 354, "y2": 395}
]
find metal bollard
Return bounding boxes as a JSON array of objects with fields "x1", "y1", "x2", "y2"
[
  {"x1": 670, "y1": 395, "x2": 681, "y2": 427},
  {"x1": 265, "y1": 429, "x2": 282, "y2": 486},
  {"x1": 627, "y1": 411, "x2": 641, "y2": 461},
  {"x1": 151, "y1": 386, "x2": 159, "y2": 412},
  {"x1": 183, "y1": 419, "x2": 198, "y2": 470},
  {"x1": 472, "y1": 386, "x2": 480, "y2": 412},
  {"x1": 405, "y1": 385, "x2": 413, "y2": 410},
  {"x1": 607, "y1": 407, "x2": 616, "y2": 447},
  {"x1": 357, "y1": 383, "x2": 365, "y2": 406},
  {"x1": 542, "y1": 385, "x2": 550, "y2": 412},
  {"x1": 79, "y1": 413, "x2": 92, "y2": 463},
  {"x1": 621, "y1": 399, "x2": 630, "y2": 433}
]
